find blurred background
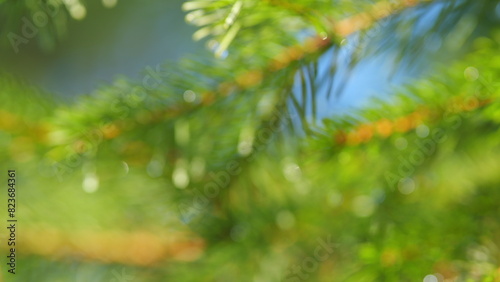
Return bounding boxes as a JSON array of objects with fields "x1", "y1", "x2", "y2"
[{"x1": 0, "y1": 0, "x2": 199, "y2": 97}]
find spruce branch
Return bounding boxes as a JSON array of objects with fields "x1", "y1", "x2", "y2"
[
  {"x1": 41, "y1": 0, "x2": 434, "y2": 149},
  {"x1": 18, "y1": 226, "x2": 205, "y2": 266}
]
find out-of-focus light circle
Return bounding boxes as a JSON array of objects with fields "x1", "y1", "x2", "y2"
[
  {"x1": 183, "y1": 90, "x2": 197, "y2": 103},
  {"x1": 83, "y1": 173, "x2": 99, "y2": 193},
  {"x1": 237, "y1": 140, "x2": 253, "y2": 156},
  {"x1": 416, "y1": 124, "x2": 430, "y2": 138},
  {"x1": 69, "y1": 4, "x2": 86, "y2": 20},
  {"x1": 283, "y1": 162, "x2": 301, "y2": 182},
  {"x1": 398, "y1": 178, "x2": 415, "y2": 195},
  {"x1": 102, "y1": 0, "x2": 117, "y2": 8},
  {"x1": 423, "y1": 274, "x2": 438, "y2": 282},
  {"x1": 464, "y1": 67, "x2": 479, "y2": 81},
  {"x1": 172, "y1": 166, "x2": 189, "y2": 189}
]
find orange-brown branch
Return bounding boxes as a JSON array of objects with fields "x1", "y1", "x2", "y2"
[
  {"x1": 333, "y1": 96, "x2": 493, "y2": 146},
  {"x1": 5, "y1": 226, "x2": 205, "y2": 266}
]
